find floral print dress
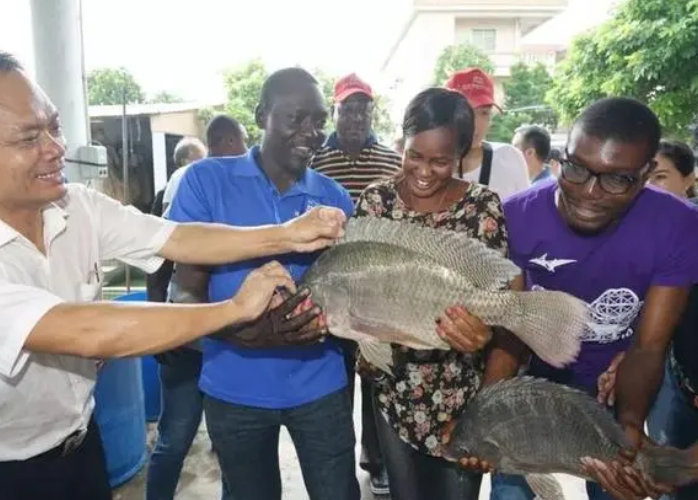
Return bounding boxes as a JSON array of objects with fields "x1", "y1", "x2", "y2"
[{"x1": 354, "y1": 177, "x2": 509, "y2": 458}]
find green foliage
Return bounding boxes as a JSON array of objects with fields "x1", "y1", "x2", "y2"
[
  {"x1": 148, "y1": 91, "x2": 184, "y2": 104},
  {"x1": 87, "y1": 67, "x2": 144, "y2": 105},
  {"x1": 219, "y1": 60, "x2": 396, "y2": 145},
  {"x1": 432, "y1": 43, "x2": 494, "y2": 85},
  {"x1": 488, "y1": 62, "x2": 558, "y2": 142},
  {"x1": 549, "y1": 0, "x2": 698, "y2": 139}
]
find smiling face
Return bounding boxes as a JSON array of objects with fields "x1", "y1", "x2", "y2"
[
  {"x1": 402, "y1": 126, "x2": 459, "y2": 200},
  {"x1": 648, "y1": 152, "x2": 695, "y2": 198},
  {"x1": 557, "y1": 127, "x2": 652, "y2": 234},
  {"x1": 258, "y1": 82, "x2": 328, "y2": 178},
  {"x1": 0, "y1": 70, "x2": 67, "y2": 211}
]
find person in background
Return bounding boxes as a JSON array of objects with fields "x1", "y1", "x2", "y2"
[
  {"x1": 647, "y1": 139, "x2": 696, "y2": 199},
  {"x1": 159, "y1": 138, "x2": 207, "y2": 216},
  {"x1": 393, "y1": 136, "x2": 405, "y2": 155},
  {"x1": 646, "y1": 139, "x2": 698, "y2": 500},
  {"x1": 444, "y1": 68, "x2": 530, "y2": 199},
  {"x1": 0, "y1": 51, "x2": 346, "y2": 500},
  {"x1": 512, "y1": 125, "x2": 554, "y2": 184},
  {"x1": 163, "y1": 116, "x2": 247, "y2": 217},
  {"x1": 310, "y1": 72, "x2": 401, "y2": 496},
  {"x1": 169, "y1": 67, "x2": 361, "y2": 500},
  {"x1": 547, "y1": 147, "x2": 562, "y2": 178},
  {"x1": 355, "y1": 87, "x2": 525, "y2": 500},
  {"x1": 206, "y1": 114, "x2": 249, "y2": 158},
  {"x1": 484, "y1": 97, "x2": 698, "y2": 500}
]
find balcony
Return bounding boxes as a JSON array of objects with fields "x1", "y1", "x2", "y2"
[{"x1": 489, "y1": 52, "x2": 558, "y2": 77}]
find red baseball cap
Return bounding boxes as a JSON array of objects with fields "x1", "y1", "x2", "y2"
[
  {"x1": 334, "y1": 73, "x2": 374, "y2": 103},
  {"x1": 444, "y1": 68, "x2": 501, "y2": 111}
]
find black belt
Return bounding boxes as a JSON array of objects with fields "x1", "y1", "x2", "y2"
[{"x1": 32, "y1": 426, "x2": 89, "y2": 462}]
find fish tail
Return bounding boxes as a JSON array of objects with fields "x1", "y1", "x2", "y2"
[
  {"x1": 499, "y1": 290, "x2": 588, "y2": 368},
  {"x1": 524, "y1": 473, "x2": 566, "y2": 500},
  {"x1": 642, "y1": 442, "x2": 698, "y2": 486}
]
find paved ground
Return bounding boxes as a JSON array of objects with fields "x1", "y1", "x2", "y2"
[{"x1": 114, "y1": 378, "x2": 589, "y2": 500}]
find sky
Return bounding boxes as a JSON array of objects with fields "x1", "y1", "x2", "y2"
[{"x1": 0, "y1": 0, "x2": 615, "y2": 103}]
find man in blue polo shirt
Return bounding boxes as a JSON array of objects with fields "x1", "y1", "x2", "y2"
[{"x1": 167, "y1": 67, "x2": 360, "y2": 500}]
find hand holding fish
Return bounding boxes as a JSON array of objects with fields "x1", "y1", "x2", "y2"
[
  {"x1": 284, "y1": 206, "x2": 347, "y2": 253},
  {"x1": 581, "y1": 425, "x2": 675, "y2": 500},
  {"x1": 219, "y1": 283, "x2": 329, "y2": 348},
  {"x1": 597, "y1": 352, "x2": 626, "y2": 406},
  {"x1": 436, "y1": 305, "x2": 493, "y2": 353},
  {"x1": 441, "y1": 419, "x2": 494, "y2": 474}
]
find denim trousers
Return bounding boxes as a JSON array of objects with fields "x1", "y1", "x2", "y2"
[
  {"x1": 204, "y1": 388, "x2": 360, "y2": 500},
  {"x1": 146, "y1": 350, "x2": 230, "y2": 500},
  {"x1": 647, "y1": 361, "x2": 698, "y2": 500}
]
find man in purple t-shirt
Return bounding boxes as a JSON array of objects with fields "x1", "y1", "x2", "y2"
[{"x1": 490, "y1": 98, "x2": 698, "y2": 500}]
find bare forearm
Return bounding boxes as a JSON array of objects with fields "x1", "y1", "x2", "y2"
[
  {"x1": 26, "y1": 301, "x2": 246, "y2": 359},
  {"x1": 616, "y1": 346, "x2": 666, "y2": 429},
  {"x1": 161, "y1": 223, "x2": 292, "y2": 265},
  {"x1": 482, "y1": 328, "x2": 526, "y2": 386}
]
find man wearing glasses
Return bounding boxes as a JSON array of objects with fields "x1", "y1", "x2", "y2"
[{"x1": 488, "y1": 97, "x2": 698, "y2": 500}]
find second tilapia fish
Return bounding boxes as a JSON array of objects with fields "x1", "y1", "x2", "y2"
[
  {"x1": 444, "y1": 377, "x2": 698, "y2": 500},
  {"x1": 302, "y1": 217, "x2": 589, "y2": 373}
]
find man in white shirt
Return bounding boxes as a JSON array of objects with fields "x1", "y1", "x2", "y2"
[
  {"x1": 0, "y1": 51, "x2": 345, "y2": 500},
  {"x1": 445, "y1": 68, "x2": 530, "y2": 200}
]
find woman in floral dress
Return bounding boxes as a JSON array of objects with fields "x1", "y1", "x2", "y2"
[{"x1": 355, "y1": 88, "x2": 525, "y2": 500}]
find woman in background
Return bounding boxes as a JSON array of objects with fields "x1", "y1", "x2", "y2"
[
  {"x1": 648, "y1": 139, "x2": 696, "y2": 198},
  {"x1": 354, "y1": 88, "x2": 524, "y2": 500}
]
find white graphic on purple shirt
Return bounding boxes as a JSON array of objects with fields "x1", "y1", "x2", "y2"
[{"x1": 532, "y1": 285, "x2": 642, "y2": 344}]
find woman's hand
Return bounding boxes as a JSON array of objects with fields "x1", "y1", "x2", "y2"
[{"x1": 436, "y1": 305, "x2": 493, "y2": 353}]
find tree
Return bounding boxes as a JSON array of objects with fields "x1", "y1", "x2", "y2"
[
  {"x1": 548, "y1": 0, "x2": 698, "y2": 139},
  {"x1": 488, "y1": 62, "x2": 558, "y2": 142},
  {"x1": 220, "y1": 60, "x2": 396, "y2": 145},
  {"x1": 87, "y1": 67, "x2": 144, "y2": 105},
  {"x1": 432, "y1": 43, "x2": 494, "y2": 85},
  {"x1": 148, "y1": 91, "x2": 184, "y2": 104}
]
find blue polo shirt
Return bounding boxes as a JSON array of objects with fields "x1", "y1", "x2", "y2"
[{"x1": 167, "y1": 147, "x2": 354, "y2": 409}]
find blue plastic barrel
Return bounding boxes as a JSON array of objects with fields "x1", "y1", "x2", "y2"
[
  {"x1": 141, "y1": 355, "x2": 162, "y2": 422},
  {"x1": 94, "y1": 291, "x2": 149, "y2": 487}
]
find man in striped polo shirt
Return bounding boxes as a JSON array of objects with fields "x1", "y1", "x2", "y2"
[{"x1": 311, "y1": 73, "x2": 400, "y2": 497}]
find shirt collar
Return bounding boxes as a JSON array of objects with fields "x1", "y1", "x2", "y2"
[
  {"x1": 532, "y1": 165, "x2": 553, "y2": 183},
  {"x1": 233, "y1": 146, "x2": 327, "y2": 198},
  {"x1": 0, "y1": 200, "x2": 68, "y2": 250},
  {"x1": 324, "y1": 131, "x2": 377, "y2": 151}
]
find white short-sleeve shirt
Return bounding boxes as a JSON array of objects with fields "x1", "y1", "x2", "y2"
[
  {"x1": 0, "y1": 183, "x2": 176, "y2": 460},
  {"x1": 458, "y1": 142, "x2": 531, "y2": 200}
]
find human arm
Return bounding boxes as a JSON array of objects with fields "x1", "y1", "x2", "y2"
[
  {"x1": 0, "y1": 263, "x2": 294, "y2": 377},
  {"x1": 582, "y1": 286, "x2": 689, "y2": 499}
]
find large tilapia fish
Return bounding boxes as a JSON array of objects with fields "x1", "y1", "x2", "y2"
[
  {"x1": 444, "y1": 377, "x2": 698, "y2": 500},
  {"x1": 302, "y1": 217, "x2": 589, "y2": 374}
]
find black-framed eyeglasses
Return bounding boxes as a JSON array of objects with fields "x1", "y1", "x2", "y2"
[{"x1": 559, "y1": 151, "x2": 655, "y2": 195}]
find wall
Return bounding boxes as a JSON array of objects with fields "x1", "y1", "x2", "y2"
[{"x1": 149, "y1": 110, "x2": 203, "y2": 139}]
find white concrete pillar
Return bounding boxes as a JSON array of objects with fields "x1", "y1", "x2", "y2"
[{"x1": 30, "y1": 0, "x2": 89, "y2": 183}]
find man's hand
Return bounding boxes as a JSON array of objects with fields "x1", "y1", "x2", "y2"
[
  {"x1": 441, "y1": 419, "x2": 494, "y2": 473},
  {"x1": 219, "y1": 274, "x2": 328, "y2": 348},
  {"x1": 229, "y1": 261, "x2": 297, "y2": 323},
  {"x1": 436, "y1": 305, "x2": 493, "y2": 353},
  {"x1": 580, "y1": 425, "x2": 675, "y2": 500},
  {"x1": 597, "y1": 351, "x2": 626, "y2": 406},
  {"x1": 284, "y1": 206, "x2": 347, "y2": 253}
]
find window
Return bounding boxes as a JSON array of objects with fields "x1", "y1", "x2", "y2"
[{"x1": 471, "y1": 29, "x2": 496, "y2": 52}]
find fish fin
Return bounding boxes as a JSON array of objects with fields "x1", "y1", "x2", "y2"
[
  {"x1": 498, "y1": 290, "x2": 588, "y2": 368},
  {"x1": 343, "y1": 217, "x2": 520, "y2": 290},
  {"x1": 641, "y1": 442, "x2": 698, "y2": 486},
  {"x1": 348, "y1": 315, "x2": 442, "y2": 350},
  {"x1": 524, "y1": 474, "x2": 566, "y2": 500},
  {"x1": 358, "y1": 339, "x2": 394, "y2": 376}
]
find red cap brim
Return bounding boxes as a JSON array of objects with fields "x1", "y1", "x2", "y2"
[{"x1": 335, "y1": 88, "x2": 373, "y2": 103}]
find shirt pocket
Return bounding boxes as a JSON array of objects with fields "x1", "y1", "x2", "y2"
[{"x1": 78, "y1": 282, "x2": 102, "y2": 302}]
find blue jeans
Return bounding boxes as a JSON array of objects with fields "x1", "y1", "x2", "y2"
[
  {"x1": 490, "y1": 473, "x2": 611, "y2": 500},
  {"x1": 146, "y1": 350, "x2": 230, "y2": 500},
  {"x1": 647, "y1": 361, "x2": 698, "y2": 500},
  {"x1": 204, "y1": 388, "x2": 360, "y2": 500}
]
